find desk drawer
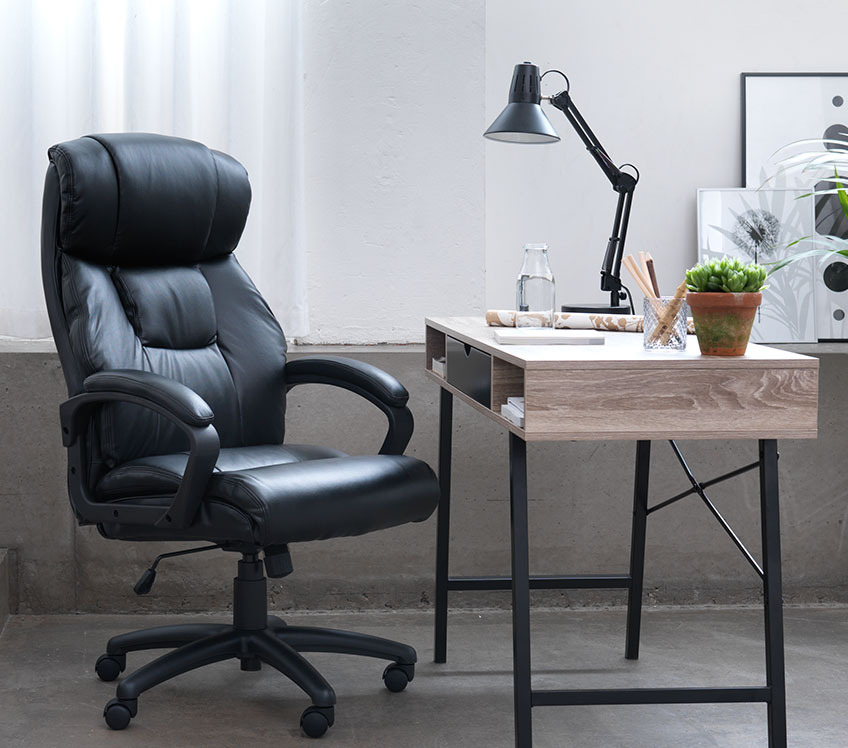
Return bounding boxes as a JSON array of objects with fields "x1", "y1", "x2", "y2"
[{"x1": 446, "y1": 336, "x2": 491, "y2": 408}]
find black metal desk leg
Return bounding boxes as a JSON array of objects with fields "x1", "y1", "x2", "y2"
[
  {"x1": 760, "y1": 439, "x2": 787, "y2": 748},
  {"x1": 625, "y1": 440, "x2": 651, "y2": 659},
  {"x1": 509, "y1": 433, "x2": 532, "y2": 748},
  {"x1": 434, "y1": 388, "x2": 453, "y2": 664}
]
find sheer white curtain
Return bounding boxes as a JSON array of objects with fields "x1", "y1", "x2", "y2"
[{"x1": 0, "y1": 0, "x2": 308, "y2": 339}]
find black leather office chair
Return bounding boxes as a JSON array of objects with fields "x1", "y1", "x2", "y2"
[{"x1": 40, "y1": 133, "x2": 440, "y2": 737}]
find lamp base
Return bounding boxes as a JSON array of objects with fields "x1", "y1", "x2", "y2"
[{"x1": 561, "y1": 303, "x2": 633, "y2": 315}]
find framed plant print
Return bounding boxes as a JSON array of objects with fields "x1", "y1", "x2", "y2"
[{"x1": 697, "y1": 188, "x2": 817, "y2": 343}]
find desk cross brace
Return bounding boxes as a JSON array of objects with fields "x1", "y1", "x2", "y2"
[{"x1": 646, "y1": 440, "x2": 769, "y2": 579}]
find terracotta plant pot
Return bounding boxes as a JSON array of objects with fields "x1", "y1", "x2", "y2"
[{"x1": 686, "y1": 292, "x2": 762, "y2": 356}]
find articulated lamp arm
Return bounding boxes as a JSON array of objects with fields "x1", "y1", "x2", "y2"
[{"x1": 548, "y1": 89, "x2": 639, "y2": 311}]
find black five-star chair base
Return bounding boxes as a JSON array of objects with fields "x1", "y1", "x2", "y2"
[{"x1": 96, "y1": 555, "x2": 416, "y2": 738}]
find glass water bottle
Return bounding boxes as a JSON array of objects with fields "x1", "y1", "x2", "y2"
[{"x1": 516, "y1": 243, "x2": 556, "y2": 327}]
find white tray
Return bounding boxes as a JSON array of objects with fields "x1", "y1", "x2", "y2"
[{"x1": 492, "y1": 328, "x2": 605, "y2": 345}]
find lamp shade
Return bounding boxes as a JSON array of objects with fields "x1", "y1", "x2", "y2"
[{"x1": 484, "y1": 62, "x2": 560, "y2": 144}]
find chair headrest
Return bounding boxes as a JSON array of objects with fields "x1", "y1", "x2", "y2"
[{"x1": 48, "y1": 133, "x2": 251, "y2": 266}]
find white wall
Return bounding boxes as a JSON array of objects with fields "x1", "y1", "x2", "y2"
[
  {"x1": 19, "y1": 1, "x2": 841, "y2": 344},
  {"x1": 485, "y1": 0, "x2": 848, "y2": 314},
  {"x1": 302, "y1": 0, "x2": 485, "y2": 344},
  {"x1": 303, "y1": 0, "x2": 848, "y2": 343}
]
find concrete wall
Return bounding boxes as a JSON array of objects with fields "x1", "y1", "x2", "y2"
[
  {"x1": 0, "y1": 549, "x2": 11, "y2": 632},
  {"x1": 0, "y1": 345, "x2": 845, "y2": 614}
]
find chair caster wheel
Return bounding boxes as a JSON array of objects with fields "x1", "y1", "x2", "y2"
[
  {"x1": 383, "y1": 662, "x2": 414, "y2": 692},
  {"x1": 95, "y1": 654, "x2": 125, "y2": 682},
  {"x1": 300, "y1": 705, "x2": 334, "y2": 738},
  {"x1": 103, "y1": 698, "x2": 133, "y2": 730}
]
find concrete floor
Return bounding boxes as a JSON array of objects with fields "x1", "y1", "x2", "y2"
[{"x1": 0, "y1": 606, "x2": 845, "y2": 747}]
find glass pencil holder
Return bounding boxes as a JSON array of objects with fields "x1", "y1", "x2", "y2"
[{"x1": 643, "y1": 297, "x2": 688, "y2": 351}]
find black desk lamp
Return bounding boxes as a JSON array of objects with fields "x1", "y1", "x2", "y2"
[{"x1": 485, "y1": 62, "x2": 639, "y2": 314}]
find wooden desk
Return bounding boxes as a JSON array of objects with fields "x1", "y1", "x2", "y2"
[{"x1": 425, "y1": 316, "x2": 819, "y2": 748}]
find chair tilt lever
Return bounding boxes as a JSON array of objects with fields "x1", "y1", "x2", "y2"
[
  {"x1": 133, "y1": 544, "x2": 222, "y2": 595},
  {"x1": 263, "y1": 544, "x2": 294, "y2": 578}
]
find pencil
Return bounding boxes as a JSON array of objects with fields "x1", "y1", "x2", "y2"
[
  {"x1": 622, "y1": 255, "x2": 655, "y2": 300},
  {"x1": 646, "y1": 257, "x2": 661, "y2": 297}
]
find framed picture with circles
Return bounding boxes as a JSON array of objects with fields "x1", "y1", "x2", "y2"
[{"x1": 742, "y1": 72, "x2": 848, "y2": 340}]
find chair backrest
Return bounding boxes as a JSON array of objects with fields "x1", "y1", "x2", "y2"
[{"x1": 41, "y1": 133, "x2": 288, "y2": 470}]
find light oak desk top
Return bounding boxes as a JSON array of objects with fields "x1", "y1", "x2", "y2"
[{"x1": 425, "y1": 316, "x2": 819, "y2": 442}]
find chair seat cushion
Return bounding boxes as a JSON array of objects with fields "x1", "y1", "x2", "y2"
[{"x1": 96, "y1": 444, "x2": 439, "y2": 546}]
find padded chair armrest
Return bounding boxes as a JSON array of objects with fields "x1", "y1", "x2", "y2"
[
  {"x1": 285, "y1": 356, "x2": 409, "y2": 407},
  {"x1": 84, "y1": 369, "x2": 214, "y2": 427},
  {"x1": 285, "y1": 356, "x2": 413, "y2": 455},
  {"x1": 59, "y1": 372, "x2": 220, "y2": 530}
]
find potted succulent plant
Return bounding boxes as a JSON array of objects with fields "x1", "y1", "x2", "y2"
[{"x1": 685, "y1": 256, "x2": 768, "y2": 356}]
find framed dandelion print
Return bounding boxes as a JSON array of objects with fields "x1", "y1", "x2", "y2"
[{"x1": 697, "y1": 188, "x2": 817, "y2": 343}]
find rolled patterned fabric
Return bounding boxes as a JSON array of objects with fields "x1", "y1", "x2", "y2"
[{"x1": 485, "y1": 310, "x2": 695, "y2": 334}]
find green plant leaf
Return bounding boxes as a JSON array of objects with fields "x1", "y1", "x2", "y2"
[
  {"x1": 763, "y1": 239, "x2": 848, "y2": 273},
  {"x1": 833, "y1": 168, "x2": 848, "y2": 222},
  {"x1": 753, "y1": 138, "x2": 848, "y2": 272},
  {"x1": 800, "y1": 176, "x2": 848, "y2": 185},
  {"x1": 776, "y1": 151, "x2": 848, "y2": 169},
  {"x1": 770, "y1": 137, "x2": 848, "y2": 157},
  {"x1": 797, "y1": 188, "x2": 845, "y2": 196}
]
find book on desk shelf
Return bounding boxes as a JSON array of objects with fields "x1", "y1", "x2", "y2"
[
  {"x1": 492, "y1": 328, "x2": 605, "y2": 345},
  {"x1": 500, "y1": 397, "x2": 525, "y2": 428}
]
